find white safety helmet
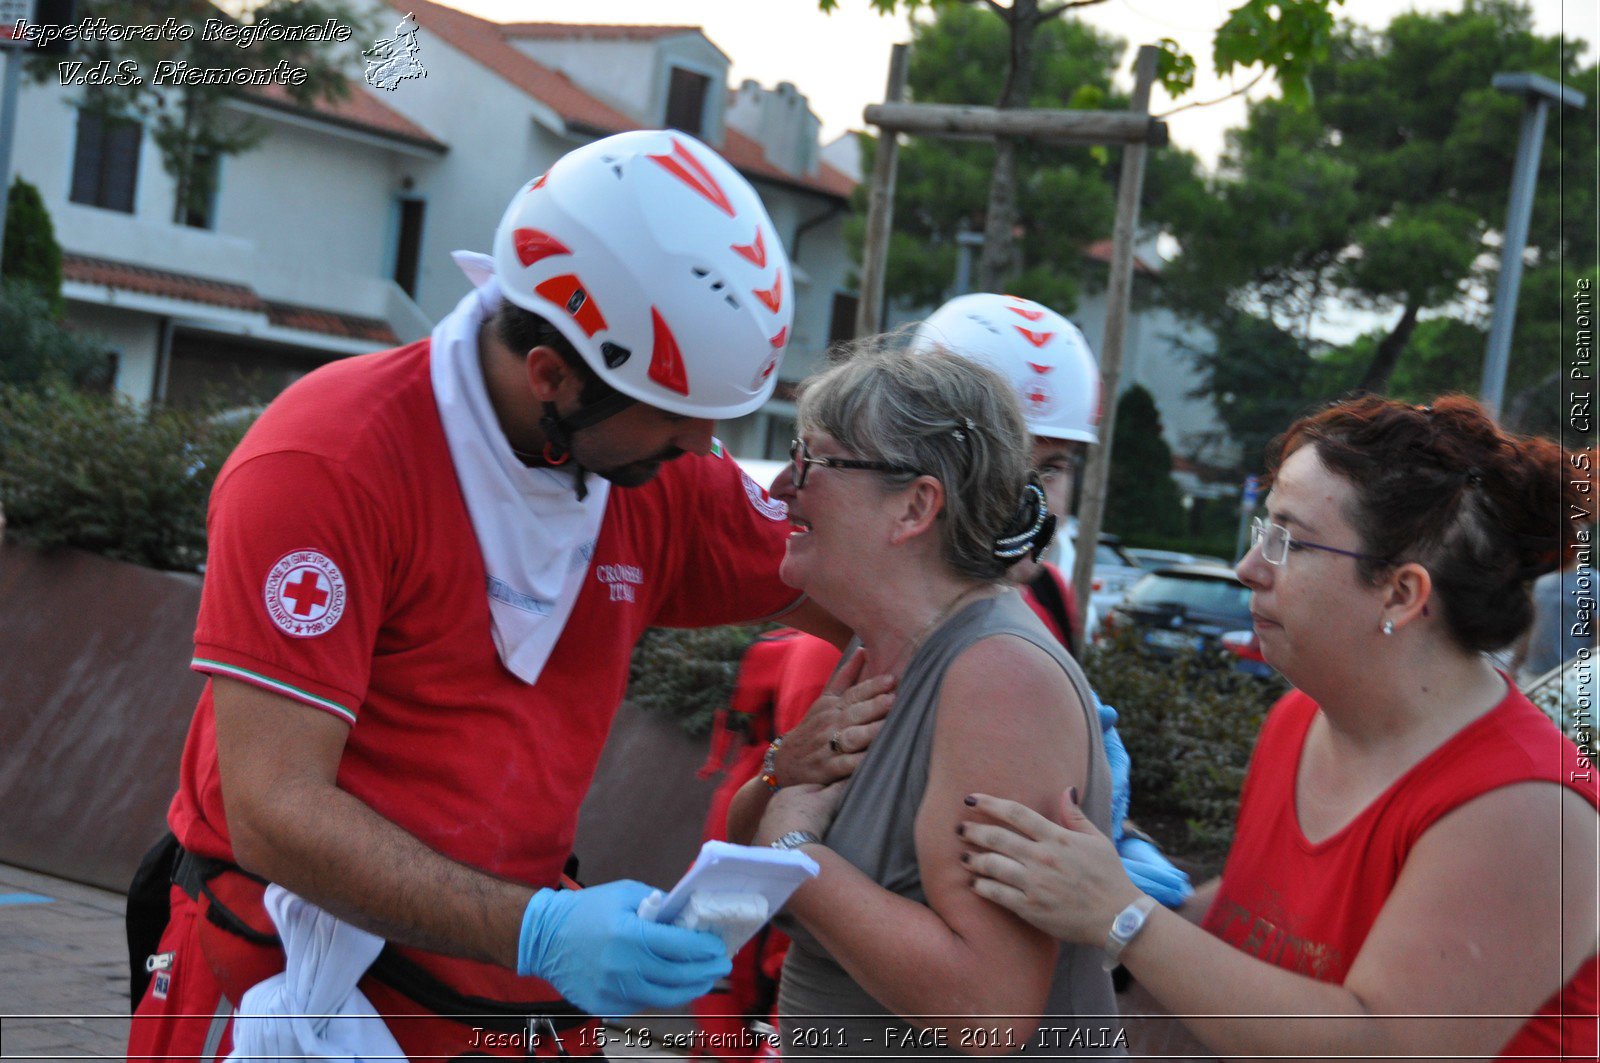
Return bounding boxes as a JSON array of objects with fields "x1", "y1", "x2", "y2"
[
  {"x1": 493, "y1": 130, "x2": 794, "y2": 420},
  {"x1": 909, "y1": 293, "x2": 1101, "y2": 445}
]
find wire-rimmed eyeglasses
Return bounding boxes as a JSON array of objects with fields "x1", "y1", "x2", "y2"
[
  {"x1": 789, "y1": 438, "x2": 921, "y2": 491},
  {"x1": 1250, "y1": 516, "x2": 1390, "y2": 567}
]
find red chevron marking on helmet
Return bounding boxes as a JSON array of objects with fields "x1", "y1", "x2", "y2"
[
  {"x1": 513, "y1": 228, "x2": 571, "y2": 267},
  {"x1": 649, "y1": 138, "x2": 735, "y2": 218},
  {"x1": 732, "y1": 228, "x2": 767, "y2": 268},
  {"x1": 769, "y1": 325, "x2": 788, "y2": 349},
  {"x1": 535, "y1": 274, "x2": 608, "y2": 338},
  {"x1": 1015, "y1": 326, "x2": 1053, "y2": 348},
  {"x1": 1007, "y1": 303, "x2": 1045, "y2": 322},
  {"x1": 648, "y1": 307, "x2": 691, "y2": 395},
  {"x1": 527, "y1": 171, "x2": 549, "y2": 193},
  {"x1": 754, "y1": 268, "x2": 784, "y2": 313},
  {"x1": 1027, "y1": 361, "x2": 1053, "y2": 375}
]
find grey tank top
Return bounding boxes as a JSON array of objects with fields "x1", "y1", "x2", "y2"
[{"x1": 777, "y1": 589, "x2": 1122, "y2": 1058}]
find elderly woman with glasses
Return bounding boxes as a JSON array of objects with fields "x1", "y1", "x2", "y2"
[
  {"x1": 727, "y1": 344, "x2": 1117, "y2": 1055},
  {"x1": 961, "y1": 394, "x2": 1599, "y2": 1059}
]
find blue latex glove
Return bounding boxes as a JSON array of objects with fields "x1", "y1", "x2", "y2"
[
  {"x1": 1094, "y1": 695, "x2": 1132, "y2": 844},
  {"x1": 517, "y1": 880, "x2": 731, "y2": 1017},
  {"x1": 1117, "y1": 835, "x2": 1193, "y2": 909},
  {"x1": 1093, "y1": 693, "x2": 1190, "y2": 907}
]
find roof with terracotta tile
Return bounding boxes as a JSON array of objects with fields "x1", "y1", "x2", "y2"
[
  {"x1": 1085, "y1": 238, "x2": 1158, "y2": 276},
  {"x1": 500, "y1": 23, "x2": 704, "y2": 41},
  {"x1": 263, "y1": 302, "x2": 399, "y2": 344},
  {"x1": 394, "y1": 0, "x2": 853, "y2": 201},
  {"x1": 722, "y1": 128, "x2": 856, "y2": 201},
  {"x1": 63, "y1": 253, "x2": 264, "y2": 313},
  {"x1": 241, "y1": 82, "x2": 446, "y2": 153},
  {"x1": 62, "y1": 254, "x2": 398, "y2": 345},
  {"x1": 400, "y1": 0, "x2": 639, "y2": 135}
]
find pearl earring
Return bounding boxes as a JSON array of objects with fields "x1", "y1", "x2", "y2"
[{"x1": 1381, "y1": 619, "x2": 1395, "y2": 636}]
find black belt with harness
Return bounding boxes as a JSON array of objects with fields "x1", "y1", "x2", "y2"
[{"x1": 128, "y1": 833, "x2": 593, "y2": 1038}]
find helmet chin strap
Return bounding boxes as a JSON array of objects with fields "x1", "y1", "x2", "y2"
[{"x1": 537, "y1": 390, "x2": 639, "y2": 501}]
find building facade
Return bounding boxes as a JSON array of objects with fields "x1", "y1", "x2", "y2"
[{"x1": 6, "y1": 0, "x2": 856, "y2": 461}]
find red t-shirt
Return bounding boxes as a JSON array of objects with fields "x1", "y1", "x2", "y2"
[
  {"x1": 1204, "y1": 685, "x2": 1598, "y2": 1058},
  {"x1": 169, "y1": 339, "x2": 799, "y2": 1002},
  {"x1": 1022, "y1": 561, "x2": 1082, "y2": 647}
]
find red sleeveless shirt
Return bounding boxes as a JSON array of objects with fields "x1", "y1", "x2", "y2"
[{"x1": 1204, "y1": 684, "x2": 1597, "y2": 1058}]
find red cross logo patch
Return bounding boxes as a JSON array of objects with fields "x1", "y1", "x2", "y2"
[
  {"x1": 1020, "y1": 377, "x2": 1058, "y2": 417},
  {"x1": 263, "y1": 550, "x2": 347, "y2": 638}
]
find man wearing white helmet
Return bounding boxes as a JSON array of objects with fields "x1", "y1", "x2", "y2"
[
  {"x1": 910, "y1": 293, "x2": 1101, "y2": 644},
  {"x1": 128, "y1": 131, "x2": 842, "y2": 1061},
  {"x1": 909, "y1": 293, "x2": 1193, "y2": 922}
]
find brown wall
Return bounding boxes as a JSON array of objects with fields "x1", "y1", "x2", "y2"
[
  {"x1": 0, "y1": 539, "x2": 720, "y2": 895},
  {"x1": 0, "y1": 540, "x2": 206, "y2": 891}
]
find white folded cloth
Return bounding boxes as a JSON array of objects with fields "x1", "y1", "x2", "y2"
[{"x1": 226, "y1": 884, "x2": 405, "y2": 1062}]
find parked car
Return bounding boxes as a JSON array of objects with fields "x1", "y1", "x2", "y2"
[
  {"x1": 1041, "y1": 528, "x2": 1147, "y2": 633},
  {"x1": 1099, "y1": 564, "x2": 1273, "y2": 676},
  {"x1": 1087, "y1": 534, "x2": 1145, "y2": 630},
  {"x1": 1124, "y1": 546, "x2": 1231, "y2": 571}
]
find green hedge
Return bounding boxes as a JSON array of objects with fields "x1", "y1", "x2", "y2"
[
  {"x1": 0, "y1": 281, "x2": 106, "y2": 390},
  {"x1": 0, "y1": 385, "x2": 248, "y2": 571},
  {"x1": 627, "y1": 624, "x2": 764, "y2": 736},
  {"x1": 1084, "y1": 634, "x2": 1288, "y2": 867},
  {"x1": 627, "y1": 624, "x2": 1288, "y2": 870}
]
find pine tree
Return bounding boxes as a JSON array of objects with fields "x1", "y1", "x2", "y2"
[
  {"x1": 3, "y1": 178, "x2": 65, "y2": 318},
  {"x1": 1105, "y1": 385, "x2": 1186, "y2": 539}
]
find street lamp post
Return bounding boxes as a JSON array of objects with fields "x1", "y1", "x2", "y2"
[{"x1": 1480, "y1": 72, "x2": 1586, "y2": 418}]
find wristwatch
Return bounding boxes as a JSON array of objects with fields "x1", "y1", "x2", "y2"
[
  {"x1": 769, "y1": 830, "x2": 821, "y2": 851},
  {"x1": 1102, "y1": 895, "x2": 1158, "y2": 971}
]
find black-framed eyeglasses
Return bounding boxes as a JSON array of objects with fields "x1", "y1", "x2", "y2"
[
  {"x1": 1250, "y1": 517, "x2": 1390, "y2": 567},
  {"x1": 789, "y1": 437, "x2": 922, "y2": 491}
]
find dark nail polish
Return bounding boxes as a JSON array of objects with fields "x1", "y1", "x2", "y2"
[
  {"x1": 963, "y1": 795, "x2": 977, "y2": 807},
  {"x1": 955, "y1": 823, "x2": 965, "y2": 837},
  {"x1": 1068, "y1": 786, "x2": 1079, "y2": 805},
  {"x1": 959, "y1": 852, "x2": 970, "y2": 864}
]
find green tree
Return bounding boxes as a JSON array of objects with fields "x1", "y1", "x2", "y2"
[
  {"x1": 27, "y1": 0, "x2": 371, "y2": 225},
  {"x1": 1178, "y1": 311, "x2": 1324, "y2": 472},
  {"x1": 1165, "y1": 1, "x2": 1594, "y2": 408},
  {"x1": 823, "y1": 0, "x2": 1343, "y2": 293},
  {"x1": 1105, "y1": 384, "x2": 1186, "y2": 537},
  {"x1": 2, "y1": 179, "x2": 65, "y2": 317}
]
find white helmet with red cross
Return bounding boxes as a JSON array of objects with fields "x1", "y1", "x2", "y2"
[
  {"x1": 493, "y1": 130, "x2": 793, "y2": 419},
  {"x1": 909, "y1": 293, "x2": 1101, "y2": 445}
]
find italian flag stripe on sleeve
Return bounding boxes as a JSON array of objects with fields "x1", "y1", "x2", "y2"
[
  {"x1": 191, "y1": 658, "x2": 358, "y2": 725},
  {"x1": 710, "y1": 438, "x2": 725, "y2": 459}
]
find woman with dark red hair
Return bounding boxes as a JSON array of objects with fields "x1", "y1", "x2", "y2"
[{"x1": 960, "y1": 394, "x2": 1598, "y2": 1059}]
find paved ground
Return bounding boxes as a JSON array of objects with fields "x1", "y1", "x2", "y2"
[{"x1": 1, "y1": 863, "x2": 130, "y2": 1061}]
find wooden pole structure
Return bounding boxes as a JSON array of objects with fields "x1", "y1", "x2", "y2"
[
  {"x1": 1069, "y1": 44, "x2": 1159, "y2": 646},
  {"x1": 863, "y1": 102, "x2": 1166, "y2": 147},
  {"x1": 854, "y1": 43, "x2": 909, "y2": 338}
]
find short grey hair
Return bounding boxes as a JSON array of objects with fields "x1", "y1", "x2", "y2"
[{"x1": 797, "y1": 340, "x2": 1032, "y2": 581}]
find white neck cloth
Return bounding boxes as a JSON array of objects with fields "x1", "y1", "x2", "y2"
[{"x1": 430, "y1": 251, "x2": 608, "y2": 685}]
